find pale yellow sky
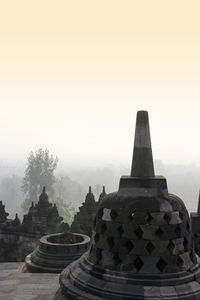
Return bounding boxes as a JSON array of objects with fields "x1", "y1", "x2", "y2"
[{"x1": 0, "y1": 1, "x2": 199, "y2": 166}]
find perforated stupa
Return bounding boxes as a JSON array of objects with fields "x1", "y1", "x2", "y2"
[{"x1": 56, "y1": 111, "x2": 200, "y2": 300}]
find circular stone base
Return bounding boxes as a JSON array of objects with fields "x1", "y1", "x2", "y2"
[
  {"x1": 55, "y1": 254, "x2": 200, "y2": 300},
  {"x1": 25, "y1": 232, "x2": 90, "y2": 273}
]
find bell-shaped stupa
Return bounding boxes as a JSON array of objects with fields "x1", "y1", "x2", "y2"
[
  {"x1": 56, "y1": 111, "x2": 200, "y2": 300},
  {"x1": 191, "y1": 191, "x2": 200, "y2": 255},
  {"x1": 98, "y1": 186, "x2": 107, "y2": 203}
]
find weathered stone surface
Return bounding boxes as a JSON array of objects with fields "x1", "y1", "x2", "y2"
[
  {"x1": 0, "y1": 232, "x2": 38, "y2": 262},
  {"x1": 25, "y1": 232, "x2": 90, "y2": 273},
  {"x1": 0, "y1": 262, "x2": 59, "y2": 300},
  {"x1": 131, "y1": 110, "x2": 154, "y2": 177}
]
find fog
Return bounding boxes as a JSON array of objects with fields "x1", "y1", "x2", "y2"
[
  {"x1": 0, "y1": 157, "x2": 199, "y2": 221},
  {"x1": 0, "y1": 99, "x2": 199, "y2": 220}
]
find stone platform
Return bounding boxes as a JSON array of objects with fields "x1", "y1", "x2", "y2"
[
  {"x1": 25, "y1": 232, "x2": 90, "y2": 273},
  {"x1": 0, "y1": 263, "x2": 59, "y2": 300}
]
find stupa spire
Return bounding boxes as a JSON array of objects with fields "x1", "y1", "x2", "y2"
[
  {"x1": 98, "y1": 186, "x2": 107, "y2": 203},
  {"x1": 131, "y1": 110, "x2": 154, "y2": 177},
  {"x1": 38, "y1": 186, "x2": 49, "y2": 204}
]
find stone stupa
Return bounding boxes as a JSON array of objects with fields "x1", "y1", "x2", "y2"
[
  {"x1": 25, "y1": 231, "x2": 90, "y2": 273},
  {"x1": 98, "y1": 186, "x2": 107, "y2": 203},
  {"x1": 191, "y1": 191, "x2": 200, "y2": 255},
  {"x1": 56, "y1": 111, "x2": 200, "y2": 300},
  {"x1": 0, "y1": 200, "x2": 9, "y2": 223},
  {"x1": 70, "y1": 186, "x2": 97, "y2": 237},
  {"x1": 22, "y1": 187, "x2": 67, "y2": 235}
]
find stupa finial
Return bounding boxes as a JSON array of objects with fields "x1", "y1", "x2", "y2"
[
  {"x1": 131, "y1": 110, "x2": 154, "y2": 177},
  {"x1": 38, "y1": 186, "x2": 49, "y2": 204},
  {"x1": 89, "y1": 186, "x2": 92, "y2": 193}
]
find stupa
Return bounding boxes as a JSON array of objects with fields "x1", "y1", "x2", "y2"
[
  {"x1": 98, "y1": 186, "x2": 107, "y2": 203},
  {"x1": 22, "y1": 187, "x2": 67, "y2": 235},
  {"x1": 12, "y1": 213, "x2": 21, "y2": 226},
  {"x1": 70, "y1": 186, "x2": 97, "y2": 237},
  {"x1": 191, "y1": 191, "x2": 200, "y2": 255},
  {"x1": 56, "y1": 111, "x2": 200, "y2": 300},
  {"x1": 25, "y1": 231, "x2": 90, "y2": 273},
  {"x1": 0, "y1": 188, "x2": 68, "y2": 262},
  {"x1": 0, "y1": 200, "x2": 9, "y2": 223}
]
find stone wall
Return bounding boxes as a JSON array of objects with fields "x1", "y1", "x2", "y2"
[{"x1": 0, "y1": 232, "x2": 39, "y2": 262}]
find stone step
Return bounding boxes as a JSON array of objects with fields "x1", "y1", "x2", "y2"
[{"x1": 0, "y1": 263, "x2": 59, "y2": 300}]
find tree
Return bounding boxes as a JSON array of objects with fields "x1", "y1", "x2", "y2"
[
  {"x1": 53, "y1": 175, "x2": 84, "y2": 224},
  {"x1": 21, "y1": 148, "x2": 58, "y2": 212},
  {"x1": 54, "y1": 175, "x2": 85, "y2": 210},
  {"x1": 53, "y1": 196, "x2": 75, "y2": 225}
]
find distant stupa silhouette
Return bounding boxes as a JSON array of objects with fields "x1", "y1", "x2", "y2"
[
  {"x1": 70, "y1": 186, "x2": 97, "y2": 237},
  {"x1": 56, "y1": 111, "x2": 200, "y2": 300},
  {"x1": 98, "y1": 186, "x2": 107, "y2": 203}
]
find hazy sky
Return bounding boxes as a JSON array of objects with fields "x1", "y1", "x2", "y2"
[{"x1": 0, "y1": 1, "x2": 200, "y2": 168}]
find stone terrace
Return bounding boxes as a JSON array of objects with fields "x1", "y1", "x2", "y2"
[{"x1": 0, "y1": 263, "x2": 59, "y2": 300}]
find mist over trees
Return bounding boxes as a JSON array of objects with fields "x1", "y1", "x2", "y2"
[
  {"x1": 53, "y1": 175, "x2": 85, "y2": 224},
  {"x1": 0, "y1": 155, "x2": 199, "y2": 223},
  {"x1": 21, "y1": 148, "x2": 58, "y2": 212},
  {"x1": 0, "y1": 175, "x2": 23, "y2": 218}
]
